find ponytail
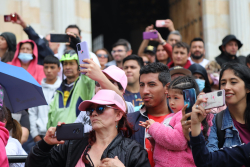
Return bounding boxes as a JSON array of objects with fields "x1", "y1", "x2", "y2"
[{"x1": 5, "y1": 108, "x2": 22, "y2": 142}]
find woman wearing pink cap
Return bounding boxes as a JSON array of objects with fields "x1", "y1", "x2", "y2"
[{"x1": 25, "y1": 89, "x2": 150, "y2": 167}]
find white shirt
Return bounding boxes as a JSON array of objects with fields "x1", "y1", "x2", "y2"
[
  {"x1": 189, "y1": 57, "x2": 209, "y2": 68},
  {"x1": 6, "y1": 136, "x2": 27, "y2": 167}
]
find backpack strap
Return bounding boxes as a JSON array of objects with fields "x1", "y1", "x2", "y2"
[{"x1": 215, "y1": 110, "x2": 225, "y2": 148}]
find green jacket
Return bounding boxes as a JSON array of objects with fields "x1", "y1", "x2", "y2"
[{"x1": 47, "y1": 74, "x2": 94, "y2": 128}]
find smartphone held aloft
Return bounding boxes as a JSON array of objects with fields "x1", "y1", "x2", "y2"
[
  {"x1": 56, "y1": 123, "x2": 84, "y2": 141},
  {"x1": 143, "y1": 31, "x2": 158, "y2": 40},
  {"x1": 77, "y1": 41, "x2": 90, "y2": 74},
  {"x1": 199, "y1": 90, "x2": 225, "y2": 110}
]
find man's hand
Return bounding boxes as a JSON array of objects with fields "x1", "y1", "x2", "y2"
[
  {"x1": 99, "y1": 156, "x2": 125, "y2": 167},
  {"x1": 11, "y1": 13, "x2": 27, "y2": 29},
  {"x1": 164, "y1": 19, "x2": 175, "y2": 32},
  {"x1": 44, "y1": 122, "x2": 65, "y2": 145}
]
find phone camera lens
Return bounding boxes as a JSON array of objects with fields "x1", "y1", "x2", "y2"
[
  {"x1": 76, "y1": 128, "x2": 80, "y2": 134},
  {"x1": 217, "y1": 91, "x2": 222, "y2": 96},
  {"x1": 77, "y1": 44, "x2": 81, "y2": 51},
  {"x1": 73, "y1": 129, "x2": 76, "y2": 134}
]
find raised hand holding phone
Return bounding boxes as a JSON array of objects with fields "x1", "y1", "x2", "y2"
[{"x1": 44, "y1": 122, "x2": 65, "y2": 145}]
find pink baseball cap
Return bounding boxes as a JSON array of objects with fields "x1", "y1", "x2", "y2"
[
  {"x1": 78, "y1": 89, "x2": 126, "y2": 113},
  {"x1": 102, "y1": 65, "x2": 127, "y2": 93}
]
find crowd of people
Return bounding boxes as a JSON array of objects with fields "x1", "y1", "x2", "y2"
[{"x1": 1, "y1": 13, "x2": 250, "y2": 167}]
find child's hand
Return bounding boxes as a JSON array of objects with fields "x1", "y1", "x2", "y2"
[
  {"x1": 181, "y1": 104, "x2": 191, "y2": 141},
  {"x1": 139, "y1": 119, "x2": 155, "y2": 129}
]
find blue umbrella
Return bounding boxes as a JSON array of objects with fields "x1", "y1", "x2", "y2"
[{"x1": 0, "y1": 61, "x2": 47, "y2": 113}]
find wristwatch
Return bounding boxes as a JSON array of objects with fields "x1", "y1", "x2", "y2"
[{"x1": 160, "y1": 40, "x2": 166, "y2": 45}]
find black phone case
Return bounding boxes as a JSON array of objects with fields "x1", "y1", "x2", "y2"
[
  {"x1": 56, "y1": 123, "x2": 84, "y2": 141},
  {"x1": 50, "y1": 34, "x2": 70, "y2": 42}
]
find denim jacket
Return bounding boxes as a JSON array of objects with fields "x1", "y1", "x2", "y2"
[{"x1": 207, "y1": 107, "x2": 241, "y2": 152}]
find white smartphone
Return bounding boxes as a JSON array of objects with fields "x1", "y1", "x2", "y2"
[{"x1": 199, "y1": 90, "x2": 225, "y2": 110}]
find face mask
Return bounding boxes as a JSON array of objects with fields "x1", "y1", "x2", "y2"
[
  {"x1": 18, "y1": 53, "x2": 33, "y2": 64},
  {"x1": 195, "y1": 79, "x2": 205, "y2": 92}
]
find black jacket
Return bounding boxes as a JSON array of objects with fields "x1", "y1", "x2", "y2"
[
  {"x1": 190, "y1": 132, "x2": 250, "y2": 167},
  {"x1": 215, "y1": 52, "x2": 246, "y2": 67},
  {"x1": 25, "y1": 133, "x2": 150, "y2": 167},
  {"x1": 23, "y1": 26, "x2": 54, "y2": 65}
]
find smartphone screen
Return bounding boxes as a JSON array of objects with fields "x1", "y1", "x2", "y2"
[
  {"x1": 56, "y1": 123, "x2": 84, "y2": 141},
  {"x1": 183, "y1": 88, "x2": 197, "y2": 120},
  {"x1": 50, "y1": 34, "x2": 69, "y2": 43}
]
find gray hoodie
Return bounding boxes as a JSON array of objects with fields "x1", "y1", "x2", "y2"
[{"x1": 29, "y1": 77, "x2": 61, "y2": 138}]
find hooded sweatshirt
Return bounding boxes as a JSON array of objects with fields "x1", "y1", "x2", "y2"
[
  {"x1": 0, "y1": 122, "x2": 9, "y2": 167},
  {"x1": 188, "y1": 64, "x2": 212, "y2": 93},
  {"x1": 0, "y1": 32, "x2": 16, "y2": 63},
  {"x1": 29, "y1": 77, "x2": 61, "y2": 138},
  {"x1": 7, "y1": 39, "x2": 45, "y2": 84}
]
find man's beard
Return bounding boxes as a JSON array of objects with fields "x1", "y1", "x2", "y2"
[{"x1": 191, "y1": 53, "x2": 203, "y2": 60}]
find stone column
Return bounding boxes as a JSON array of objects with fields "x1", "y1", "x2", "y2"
[
  {"x1": 229, "y1": 0, "x2": 250, "y2": 55},
  {"x1": 53, "y1": 0, "x2": 76, "y2": 34}
]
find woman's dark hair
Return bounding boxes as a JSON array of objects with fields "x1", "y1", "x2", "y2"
[
  {"x1": 88, "y1": 111, "x2": 135, "y2": 145},
  {"x1": 95, "y1": 48, "x2": 113, "y2": 62},
  {"x1": 188, "y1": 64, "x2": 212, "y2": 93},
  {"x1": 168, "y1": 75, "x2": 210, "y2": 140},
  {"x1": 219, "y1": 63, "x2": 250, "y2": 130},
  {"x1": 5, "y1": 108, "x2": 22, "y2": 142},
  {"x1": 155, "y1": 44, "x2": 171, "y2": 65},
  {"x1": 140, "y1": 62, "x2": 171, "y2": 86},
  {"x1": 0, "y1": 105, "x2": 8, "y2": 123}
]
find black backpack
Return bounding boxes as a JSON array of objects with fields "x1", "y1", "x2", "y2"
[{"x1": 215, "y1": 110, "x2": 225, "y2": 148}]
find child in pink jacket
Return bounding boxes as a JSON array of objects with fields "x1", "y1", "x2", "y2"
[{"x1": 140, "y1": 76, "x2": 213, "y2": 167}]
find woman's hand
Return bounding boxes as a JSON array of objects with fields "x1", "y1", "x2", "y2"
[
  {"x1": 139, "y1": 119, "x2": 155, "y2": 129},
  {"x1": 190, "y1": 95, "x2": 211, "y2": 137},
  {"x1": 180, "y1": 104, "x2": 191, "y2": 141},
  {"x1": 99, "y1": 156, "x2": 125, "y2": 167},
  {"x1": 44, "y1": 122, "x2": 65, "y2": 145},
  {"x1": 80, "y1": 58, "x2": 105, "y2": 81}
]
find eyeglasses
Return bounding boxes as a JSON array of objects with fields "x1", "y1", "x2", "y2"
[
  {"x1": 95, "y1": 80, "x2": 123, "y2": 90},
  {"x1": 86, "y1": 105, "x2": 118, "y2": 116},
  {"x1": 97, "y1": 54, "x2": 108, "y2": 58},
  {"x1": 111, "y1": 49, "x2": 125, "y2": 54}
]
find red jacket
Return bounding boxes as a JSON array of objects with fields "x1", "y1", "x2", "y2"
[
  {"x1": 8, "y1": 39, "x2": 45, "y2": 84},
  {"x1": 0, "y1": 122, "x2": 9, "y2": 167},
  {"x1": 167, "y1": 60, "x2": 192, "y2": 69}
]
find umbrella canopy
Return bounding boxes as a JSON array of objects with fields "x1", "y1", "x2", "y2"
[{"x1": 0, "y1": 61, "x2": 47, "y2": 113}]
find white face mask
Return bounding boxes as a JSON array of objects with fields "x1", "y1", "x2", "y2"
[{"x1": 18, "y1": 53, "x2": 33, "y2": 63}]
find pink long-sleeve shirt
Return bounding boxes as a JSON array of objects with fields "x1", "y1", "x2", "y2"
[{"x1": 148, "y1": 110, "x2": 213, "y2": 167}]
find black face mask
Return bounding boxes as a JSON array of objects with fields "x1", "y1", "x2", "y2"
[{"x1": 191, "y1": 53, "x2": 203, "y2": 60}]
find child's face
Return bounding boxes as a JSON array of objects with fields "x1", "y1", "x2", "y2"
[{"x1": 167, "y1": 89, "x2": 184, "y2": 113}]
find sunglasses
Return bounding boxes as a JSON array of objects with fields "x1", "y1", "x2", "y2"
[
  {"x1": 97, "y1": 54, "x2": 108, "y2": 58},
  {"x1": 144, "y1": 61, "x2": 150, "y2": 65},
  {"x1": 86, "y1": 105, "x2": 118, "y2": 116}
]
